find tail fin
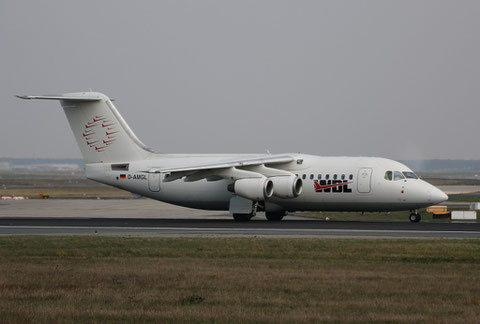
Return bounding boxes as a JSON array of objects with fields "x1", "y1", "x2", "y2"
[{"x1": 17, "y1": 92, "x2": 153, "y2": 163}]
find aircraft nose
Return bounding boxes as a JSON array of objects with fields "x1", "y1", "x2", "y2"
[{"x1": 431, "y1": 187, "x2": 448, "y2": 204}]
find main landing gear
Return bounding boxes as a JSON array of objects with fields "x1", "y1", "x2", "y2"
[
  {"x1": 233, "y1": 211, "x2": 286, "y2": 221},
  {"x1": 232, "y1": 213, "x2": 254, "y2": 222},
  {"x1": 231, "y1": 199, "x2": 287, "y2": 222},
  {"x1": 409, "y1": 211, "x2": 421, "y2": 223},
  {"x1": 265, "y1": 211, "x2": 286, "y2": 221}
]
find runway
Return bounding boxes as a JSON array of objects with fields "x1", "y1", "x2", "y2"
[
  {"x1": 1, "y1": 218, "x2": 480, "y2": 238},
  {"x1": 1, "y1": 200, "x2": 479, "y2": 238}
]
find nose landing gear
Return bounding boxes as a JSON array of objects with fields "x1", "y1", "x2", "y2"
[{"x1": 409, "y1": 211, "x2": 421, "y2": 223}]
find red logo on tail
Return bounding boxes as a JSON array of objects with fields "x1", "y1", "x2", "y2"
[{"x1": 82, "y1": 116, "x2": 118, "y2": 153}]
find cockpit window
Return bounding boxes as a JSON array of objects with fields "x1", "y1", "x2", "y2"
[
  {"x1": 385, "y1": 171, "x2": 392, "y2": 181},
  {"x1": 384, "y1": 171, "x2": 392, "y2": 181},
  {"x1": 402, "y1": 171, "x2": 418, "y2": 179},
  {"x1": 394, "y1": 171, "x2": 405, "y2": 181}
]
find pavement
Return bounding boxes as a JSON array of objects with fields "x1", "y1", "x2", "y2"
[
  {"x1": 1, "y1": 199, "x2": 479, "y2": 238},
  {"x1": 0, "y1": 199, "x2": 230, "y2": 219},
  {"x1": 438, "y1": 185, "x2": 480, "y2": 195}
]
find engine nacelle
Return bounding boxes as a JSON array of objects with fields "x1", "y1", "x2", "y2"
[
  {"x1": 270, "y1": 175, "x2": 303, "y2": 198},
  {"x1": 228, "y1": 178, "x2": 274, "y2": 201}
]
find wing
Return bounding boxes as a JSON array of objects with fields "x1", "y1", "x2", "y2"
[{"x1": 145, "y1": 154, "x2": 299, "y2": 182}]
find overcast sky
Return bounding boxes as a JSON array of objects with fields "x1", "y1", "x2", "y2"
[{"x1": 1, "y1": 1, "x2": 479, "y2": 160}]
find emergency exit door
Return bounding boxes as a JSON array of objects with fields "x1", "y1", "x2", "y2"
[
  {"x1": 357, "y1": 168, "x2": 372, "y2": 193},
  {"x1": 148, "y1": 173, "x2": 161, "y2": 192}
]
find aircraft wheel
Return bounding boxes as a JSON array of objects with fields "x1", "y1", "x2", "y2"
[
  {"x1": 265, "y1": 212, "x2": 285, "y2": 221},
  {"x1": 233, "y1": 214, "x2": 253, "y2": 222},
  {"x1": 409, "y1": 213, "x2": 421, "y2": 223}
]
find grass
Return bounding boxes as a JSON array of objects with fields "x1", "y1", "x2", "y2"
[
  {"x1": 0, "y1": 237, "x2": 479, "y2": 322},
  {"x1": 448, "y1": 193, "x2": 480, "y2": 203}
]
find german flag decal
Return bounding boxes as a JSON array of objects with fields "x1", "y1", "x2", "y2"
[{"x1": 120, "y1": 174, "x2": 126, "y2": 179}]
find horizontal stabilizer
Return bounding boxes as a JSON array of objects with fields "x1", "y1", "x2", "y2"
[{"x1": 16, "y1": 94, "x2": 102, "y2": 102}]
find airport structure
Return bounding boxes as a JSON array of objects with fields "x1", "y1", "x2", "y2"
[{"x1": 18, "y1": 92, "x2": 447, "y2": 222}]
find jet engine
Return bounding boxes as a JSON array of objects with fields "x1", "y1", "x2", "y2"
[
  {"x1": 270, "y1": 175, "x2": 303, "y2": 198},
  {"x1": 227, "y1": 178, "x2": 274, "y2": 201}
]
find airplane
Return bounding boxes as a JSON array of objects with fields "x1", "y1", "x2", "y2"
[{"x1": 17, "y1": 92, "x2": 448, "y2": 222}]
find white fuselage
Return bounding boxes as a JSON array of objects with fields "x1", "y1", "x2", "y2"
[{"x1": 86, "y1": 153, "x2": 447, "y2": 213}]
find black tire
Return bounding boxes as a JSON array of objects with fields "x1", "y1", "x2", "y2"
[
  {"x1": 233, "y1": 214, "x2": 253, "y2": 222},
  {"x1": 265, "y1": 212, "x2": 285, "y2": 221},
  {"x1": 409, "y1": 213, "x2": 421, "y2": 223}
]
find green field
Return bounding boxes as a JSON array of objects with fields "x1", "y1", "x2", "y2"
[
  {"x1": 0, "y1": 237, "x2": 479, "y2": 323},
  {"x1": 448, "y1": 193, "x2": 480, "y2": 203}
]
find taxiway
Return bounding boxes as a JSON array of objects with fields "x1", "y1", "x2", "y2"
[{"x1": 1, "y1": 199, "x2": 479, "y2": 238}]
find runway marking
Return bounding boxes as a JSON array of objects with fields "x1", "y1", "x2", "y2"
[
  {"x1": 0, "y1": 225, "x2": 480, "y2": 239},
  {"x1": 1, "y1": 226, "x2": 479, "y2": 236}
]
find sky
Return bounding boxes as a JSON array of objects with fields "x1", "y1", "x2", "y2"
[{"x1": 1, "y1": 1, "x2": 479, "y2": 160}]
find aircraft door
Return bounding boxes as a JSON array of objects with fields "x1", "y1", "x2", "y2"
[
  {"x1": 357, "y1": 168, "x2": 372, "y2": 193},
  {"x1": 148, "y1": 173, "x2": 161, "y2": 192}
]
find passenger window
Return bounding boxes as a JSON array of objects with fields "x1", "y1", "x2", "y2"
[
  {"x1": 326, "y1": 174, "x2": 330, "y2": 180},
  {"x1": 302, "y1": 174, "x2": 306, "y2": 180},
  {"x1": 384, "y1": 171, "x2": 392, "y2": 181},
  {"x1": 333, "y1": 174, "x2": 338, "y2": 180},
  {"x1": 349, "y1": 174, "x2": 353, "y2": 180},
  {"x1": 310, "y1": 174, "x2": 314, "y2": 180},
  {"x1": 394, "y1": 171, "x2": 405, "y2": 181},
  {"x1": 341, "y1": 174, "x2": 345, "y2": 180},
  {"x1": 318, "y1": 174, "x2": 322, "y2": 180}
]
